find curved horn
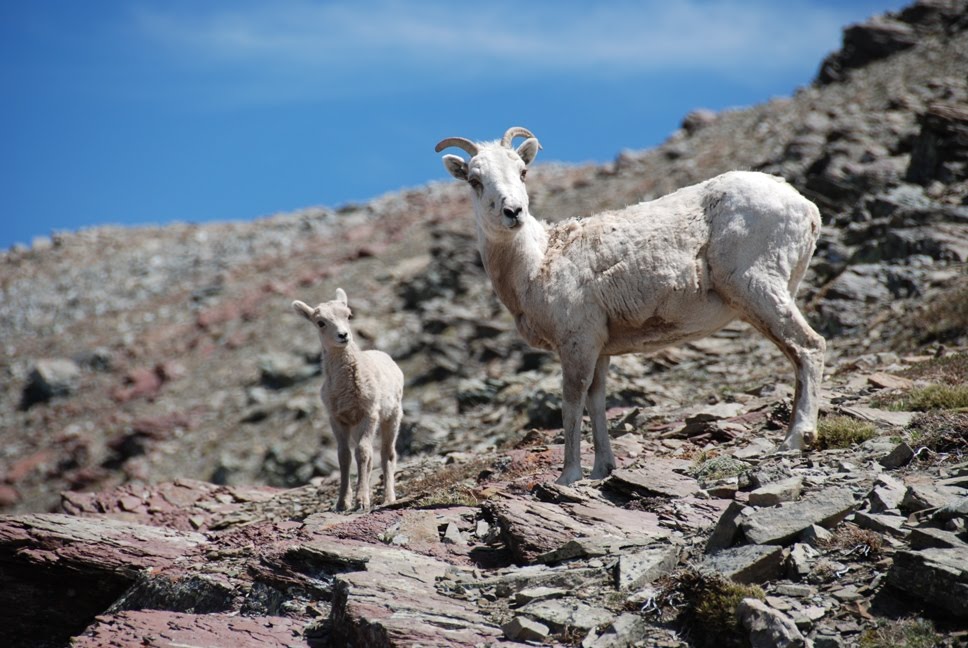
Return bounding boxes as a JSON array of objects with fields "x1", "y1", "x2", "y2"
[
  {"x1": 501, "y1": 127, "x2": 536, "y2": 148},
  {"x1": 435, "y1": 137, "x2": 479, "y2": 156}
]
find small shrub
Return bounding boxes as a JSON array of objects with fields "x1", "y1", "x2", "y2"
[
  {"x1": 674, "y1": 570, "x2": 765, "y2": 647},
  {"x1": 858, "y1": 617, "x2": 942, "y2": 648},
  {"x1": 817, "y1": 416, "x2": 876, "y2": 449},
  {"x1": 689, "y1": 455, "x2": 750, "y2": 482}
]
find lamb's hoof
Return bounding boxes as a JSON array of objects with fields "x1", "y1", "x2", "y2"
[{"x1": 556, "y1": 467, "x2": 583, "y2": 486}]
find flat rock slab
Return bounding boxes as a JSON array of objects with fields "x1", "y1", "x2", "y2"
[
  {"x1": 485, "y1": 495, "x2": 667, "y2": 564},
  {"x1": 888, "y1": 548, "x2": 968, "y2": 619},
  {"x1": 0, "y1": 513, "x2": 207, "y2": 575},
  {"x1": 702, "y1": 544, "x2": 785, "y2": 584},
  {"x1": 607, "y1": 460, "x2": 702, "y2": 499},
  {"x1": 740, "y1": 487, "x2": 857, "y2": 546},
  {"x1": 73, "y1": 611, "x2": 305, "y2": 648},
  {"x1": 326, "y1": 543, "x2": 505, "y2": 647},
  {"x1": 617, "y1": 545, "x2": 680, "y2": 590},
  {"x1": 518, "y1": 598, "x2": 613, "y2": 632}
]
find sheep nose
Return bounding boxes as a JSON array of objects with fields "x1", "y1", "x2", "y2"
[
  {"x1": 503, "y1": 205, "x2": 522, "y2": 220},
  {"x1": 337, "y1": 331, "x2": 349, "y2": 341}
]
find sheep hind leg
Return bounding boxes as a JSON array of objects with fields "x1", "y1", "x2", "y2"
[
  {"x1": 587, "y1": 355, "x2": 616, "y2": 480},
  {"x1": 734, "y1": 278, "x2": 826, "y2": 451},
  {"x1": 557, "y1": 352, "x2": 598, "y2": 485},
  {"x1": 379, "y1": 407, "x2": 401, "y2": 505}
]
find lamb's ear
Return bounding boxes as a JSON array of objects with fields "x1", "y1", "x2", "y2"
[
  {"x1": 516, "y1": 138, "x2": 541, "y2": 165},
  {"x1": 335, "y1": 288, "x2": 348, "y2": 306},
  {"x1": 292, "y1": 300, "x2": 314, "y2": 321},
  {"x1": 442, "y1": 154, "x2": 468, "y2": 181}
]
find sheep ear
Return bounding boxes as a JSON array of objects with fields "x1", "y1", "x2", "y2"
[
  {"x1": 442, "y1": 155, "x2": 468, "y2": 181},
  {"x1": 517, "y1": 138, "x2": 541, "y2": 165},
  {"x1": 335, "y1": 288, "x2": 348, "y2": 306},
  {"x1": 292, "y1": 300, "x2": 314, "y2": 321}
]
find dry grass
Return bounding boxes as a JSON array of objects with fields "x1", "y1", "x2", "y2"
[
  {"x1": 818, "y1": 523, "x2": 885, "y2": 560},
  {"x1": 817, "y1": 415, "x2": 876, "y2": 449},
  {"x1": 907, "y1": 411, "x2": 968, "y2": 455},
  {"x1": 900, "y1": 351, "x2": 968, "y2": 385},
  {"x1": 404, "y1": 456, "x2": 493, "y2": 508},
  {"x1": 858, "y1": 617, "x2": 943, "y2": 648}
]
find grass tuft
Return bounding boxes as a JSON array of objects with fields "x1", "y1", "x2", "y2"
[
  {"x1": 878, "y1": 384, "x2": 968, "y2": 412},
  {"x1": 689, "y1": 455, "x2": 750, "y2": 482},
  {"x1": 817, "y1": 416, "x2": 876, "y2": 449}
]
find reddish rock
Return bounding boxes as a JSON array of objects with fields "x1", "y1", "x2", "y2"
[
  {"x1": 3, "y1": 448, "x2": 55, "y2": 483},
  {"x1": 0, "y1": 484, "x2": 20, "y2": 507},
  {"x1": 73, "y1": 610, "x2": 306, "y2": 648}
]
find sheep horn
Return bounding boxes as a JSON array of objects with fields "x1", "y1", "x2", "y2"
[
  {"x1": 501, "y1": 127, "x2": 536, "y2": 148},
  {"x1": 435, "y1": 137, "x2": 479, "y2": 156}
]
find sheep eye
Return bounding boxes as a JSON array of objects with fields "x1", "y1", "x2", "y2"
[
  {"x1": 469, "y1": 178, "x2": 482, "y2": 192},
  {"x1": 348, "y1": 313, "x2": 354, "y2": 320},
  {"x1": 317, "y1": 320, "x2": 325, "y2": 328},
  {"x1": 520, "y1": 169, "x2": 527, "y2": 181}
]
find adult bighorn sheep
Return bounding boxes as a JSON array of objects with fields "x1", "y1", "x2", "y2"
[{"x1": 436, "y1": 127, "x2": 825, "y2": 485}]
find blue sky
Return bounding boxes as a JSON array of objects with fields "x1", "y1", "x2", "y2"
[{"x1": 1, "y1": 1, "x2": 909, "y2": 250}]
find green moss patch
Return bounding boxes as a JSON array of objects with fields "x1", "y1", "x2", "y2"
[{"x1": 817, "y1": 416, "x2": 876, "y2": 449}]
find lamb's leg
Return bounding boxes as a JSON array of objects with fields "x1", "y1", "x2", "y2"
[
  {"x1": 587, "y1": 355, "x2": 616, "y2": 480},
  {"x1": 353, "y1": 418, "x2": 378, "y2": 510},
  {"x1": 379, "y1": 407, "x2": 402, "y2": 505},
  {"x1": 733, "y1": 278, "x2": 826, "y2": 450},
  {"x1": 557, "y1": 350, "x2": 597, "y2": 485},
  {"x1": 334, "y1": 425, "x2": 352, "y2": 512}
]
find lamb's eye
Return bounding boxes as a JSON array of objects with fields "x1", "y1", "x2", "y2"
[
  {"x1": 348, "y1": 313, "x2": 354, "y2": 320},
  {"x1": 469, "y1": 179, "x2": 482, "y2": 192},
  {"x1": 520, "y1": 169, "x2": 527, "y2": 181},
  {"x1": 317, "y1": 320, "x2": 325, "y2": 328}
]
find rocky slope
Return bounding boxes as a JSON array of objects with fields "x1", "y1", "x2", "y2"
[{"x1": 1, "y1": 1, "x2": 967, "y2": 646}]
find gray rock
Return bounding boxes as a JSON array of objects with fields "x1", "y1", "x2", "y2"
[
  {"x1": 741, "y1": 487, "x2": 856, "y2": 545},
  {"x1": 737, "y1": 597, "x2": 809, "y2": 648},
  {"x1": 853, "y1": 511, "x2": 908, "y2": 538},
  {"x1": 22, "y1": 358, "x2": 81, "y2": 405},
  {"x1": 705, "y1": 501, "x2": 749, "y2": 553},
  {"x1": 908, "y1": 526, "x2": 968, "y2": 550},
  {"x1": 703, "y1": 545, "x2": 785, "y2": 584},
  {"x1": 879, "y1": 442, "x2": 914, "y2": 469},
  {"x1": 608, "y1": 462, "x2": 702, "y2": 499},
  {"x1": 786, "y1": 543, "x2": 818, "y2": 580},
  {"x1": 513, "y1": 586, "x2": 567, "y2": 607},
  {"x1": 581, "y1": 613, "x2": 650, "y2": 648},
  {"x1": 799, "y1": 524, "x2": 833, "y2": 546},
  {"x1": 748, "y1": 477, "x2": 804, "y2": 507},
  {"x1": 888, "y1": 548, "x2": 968, "y2": 618},
  {"x1": 502, "y1": 616, "x2": 550, "y2": 642},
  {"x1": 867, "y1": 474, "x2": 906, "y2": 513},
  {"x1": 902, "y1": 483, "x2": 957, "y2": 513},
  {"x1": 740, "y1": 463, "x2": 794, "y2": 491},
  {"x1": 442, "y1": 522, "x2": 466, "y2": 546},
  {"x1": 616, "y1": 545, "x2": 679, "y2": 590},
  {"x1": 519, "y1": 598, "x2": 613, "y2": 632},
  {"x1": 257, "y1": 352, "x2": 317, "y2": 389}
]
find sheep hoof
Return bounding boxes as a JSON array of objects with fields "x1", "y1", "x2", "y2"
[{"x1": 590, "y1": 462, "x2": 615, "y2": 480}]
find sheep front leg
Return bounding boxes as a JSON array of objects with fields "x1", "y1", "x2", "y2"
[
  {"x1": 587, "y1": 355, "x2": 616, "y2": 480},
  {"x1": 332, "y1": 422, "x2": 352, "y2": 512},
  {"x1": 353, "y1": 417, "x2": 378, "y2": 511},
  {"x1": 557, "y1": 351, "x2": 597, "y2": 485}
]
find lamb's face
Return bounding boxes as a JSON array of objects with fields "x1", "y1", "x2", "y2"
[
  {"x1": 292, "y1": 290, "x2": 354, "y2": 350},
  {"x1": 310, "y1": 302, "x2": 353, "y2": 349}
]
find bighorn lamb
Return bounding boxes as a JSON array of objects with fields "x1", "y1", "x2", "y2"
[
  {"x1": 292, "y1": 289, "x2": 404, "y2": 510},
  {"x1": 436, "y1": 127, "x2": 825, "y2": 485}
]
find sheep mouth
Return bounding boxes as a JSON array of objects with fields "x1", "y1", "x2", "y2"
[{"x1": 504, "y1": 215, "x2": 522, "y2": 229}]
